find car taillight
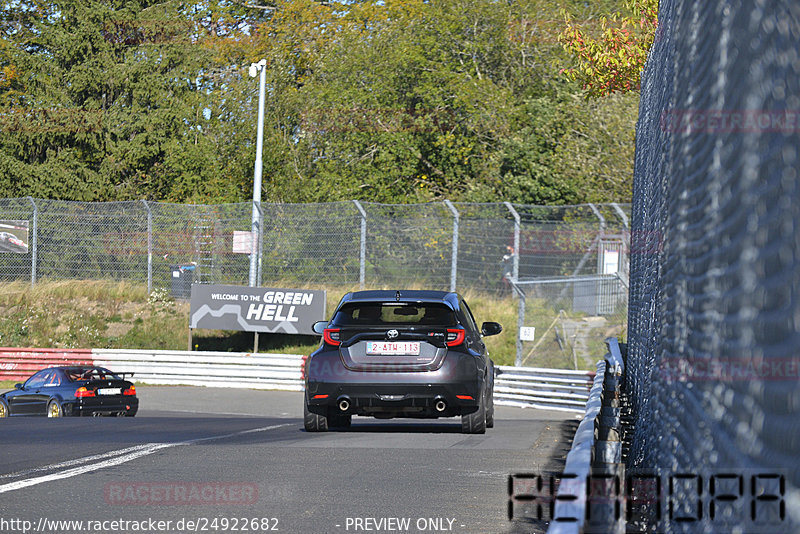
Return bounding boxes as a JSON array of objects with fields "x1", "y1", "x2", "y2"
[
  {"x1": 323, "y1": 328, "x2": 341, "y2": 346},
  {"x1": 75, "y1": 386, "x2": 95, "y2": 398},
  {"x1": 446, "y1": 328, "x2": 465, "y2": 347},
  {"x1": 123, "y1": 386, "x2": 136, "y2": 396}
]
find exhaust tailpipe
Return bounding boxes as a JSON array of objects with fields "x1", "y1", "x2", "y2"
[
  {"x1": 338, "y1": 397, "x2": 351, "y2": 412},
  {"x1": 434, "y1": 398, "x2": 447, "y2": 413}
]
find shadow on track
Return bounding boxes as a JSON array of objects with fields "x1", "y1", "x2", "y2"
[{"x1": 312, "y1": 420, "x2": 465, "y2": 433}]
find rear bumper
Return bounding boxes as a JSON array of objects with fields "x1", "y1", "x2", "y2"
[
  {"x1": 305, "y1": 351, "x2": 486, "y2": 418},
  {"x1": 68, "y1": 397, "x2": 139, "y2": 416},
  {"x1": 306, "y1": 382, "x2": 481, "y2": 418}
]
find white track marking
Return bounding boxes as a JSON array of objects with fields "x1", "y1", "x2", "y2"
[
  {"x1": 0, "y1": 423, "x2": 290, "y2": 494},
  {"x1": 0, "y1": 444, "x2": 155, "y2": 480}
]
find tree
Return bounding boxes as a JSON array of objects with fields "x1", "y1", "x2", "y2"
[
  {"x1": 236, "y1": 0, "x2": 609, "y2": 204},
  {"x1": 0, "y1": 0, "x2": 232, "y2": 201},
  {"x1": 1, "y1": 0, "x2": 642, "y2": 204},
  {"x1": 560, "y1": 0, "x2": 658, "y2": 97}
]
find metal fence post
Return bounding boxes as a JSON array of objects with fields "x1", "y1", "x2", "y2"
[
  {"x1": 27, "y1": 197, "x2": 37, "y2": 287},
  {"x1": 504, "y1": 202, "x2": 521, "y2": 283},
  {"x1": 443, "y1": 200, "x2": 459, "y2": 292},
  {"x1": 249, "y1": 200, "x2": 262, "y2": 287},
  {"x1": 511, "y1": 281, "x2": 525, "y2": 366},
  {"x1": 141, "y1": 200, "x2": 152, "y2": 294},
  {"x1": 589, "y1": 203, "x2": 607, "y2": 235},
  {"x1": 353, "y1": 200, "x2": 367, "y2": 289},
  {"x1": 611, "y1": 202, "x2": 629, "y2": 229},
  {"x1": 568, "y1": 203, "x2": 607, "y2": 279}
]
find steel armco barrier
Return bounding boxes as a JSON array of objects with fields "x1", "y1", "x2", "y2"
[
  {"x1": 0, "y1": 348, "x2": 94, "y2": 382},
  {"x1": 546, "y1": 338, "x2": 626, "y2": 534},
  {"x1": 494, "y1": 365, "x2": 594, "y2": 413},
  {"x1": 546, "y1": 359, "x2": 606, "y2": 534},
  {"x1": 1, "y1": 349, "x2": 598, "y2": 408}
]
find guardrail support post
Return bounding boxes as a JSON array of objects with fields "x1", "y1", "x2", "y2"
[
  {"x1": 27, "y1": 197, "x2": 37, "y2": 287},
  {"x1": 444, "y1": 200, "x2": 459, "y2": 292},
  {"x1": 353, "y1": 200, "x2": 367, "y2": 289},
  {"x1": 141, "y1": 200, "x2": 153, "y2": 294}
]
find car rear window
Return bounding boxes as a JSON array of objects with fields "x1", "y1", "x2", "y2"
[
  {"x1": 65, "y1": 367, "x2": 121, "y2": 382},
  {"x1": 333, "y1": 303, "x2": 456, "y2": 326}
]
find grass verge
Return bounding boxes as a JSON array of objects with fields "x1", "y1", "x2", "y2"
[{"x1": 0, "y1": 281, "x2": 524, "y2": 366}]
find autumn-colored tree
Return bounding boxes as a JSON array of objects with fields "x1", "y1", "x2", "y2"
[
  {"x1": 0, "y1": 0, "x2": 47, "y2": 104},
  {"x1": 560, "y1": 0, "x2": 658, "y2": 96},
  {"x1": 0, "y1": 41, "x2": 20, "y2": 93}
]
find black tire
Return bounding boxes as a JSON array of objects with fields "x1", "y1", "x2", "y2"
[
  {"x1": 329, "y1": 414, "x2": 352, "y2": 428},
  {"x1": 0, "y1": 398, "x2": 8, "y2": 418},
  {"x1": 304, "y1": 401, "x2": 329, "y2": 432},
  {"x1": 461, "y1": 388, "x2": 487, "y2": 434},
  {"x1": 47, "y1": 400, "x2": 63, "y2": 418},
  {"x1": 486, "y1": 387, "x2": 495, "y2": 429}
]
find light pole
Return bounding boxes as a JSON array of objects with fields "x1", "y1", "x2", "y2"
[{"x1": 248, "y1": 59, "x2": 267, "y2": 287}]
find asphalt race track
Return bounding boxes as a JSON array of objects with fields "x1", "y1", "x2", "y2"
[{"x1": 0, "y1": 387, "x2": 577, "y2": 534}]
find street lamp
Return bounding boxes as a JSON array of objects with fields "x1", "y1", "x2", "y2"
[{"x1": 248, "y1": 59, "x2": 267, "y2": 287}]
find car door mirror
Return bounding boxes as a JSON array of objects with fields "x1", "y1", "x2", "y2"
[
  {"x1": 312, "y1": 321, "x2": 328, "y2": 335},
  {"x1": 14, "y1": 383, "x2": 22, "y2": 390},
  {"x1": 481, "y1": 322, "x2": 502, "y2": 337}
]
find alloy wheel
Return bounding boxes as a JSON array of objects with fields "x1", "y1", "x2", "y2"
[{"x1": 48, "y1": 401, "x2": 62, "y2": 418}]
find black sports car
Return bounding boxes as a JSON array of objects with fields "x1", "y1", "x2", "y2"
[
  {"x1": 304, "y1": 290, "x2": 502, "y2": 434},
  {"x1": 0, "y1": 366, "x2": 138, "y2": 417}
]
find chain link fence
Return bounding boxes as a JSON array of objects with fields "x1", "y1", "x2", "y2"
[
  {"x1": 0, "y1": 198, "x2": 630, "y2": 371},
  {"x1": 511, "y1": 274, "x2": 628, "y2": 370},
  {"x1": 626, "y1": 0, "x2": 800, "y2": 531},
  {"x1": 0, "y1": 198, "x2": 629, "y2": 293}
]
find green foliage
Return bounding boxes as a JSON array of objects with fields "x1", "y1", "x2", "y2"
[
  {"x1": 0, "y1": 0, "x2": 639, "y2": 204},
  {"x1": 0, "y1": 0, "x2": 229, "y2": 201}
]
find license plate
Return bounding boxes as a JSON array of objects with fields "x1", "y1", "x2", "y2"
[
  {"x1": 97, "y1": 388, "x2": 121, "y2": 395},
  {"x1": 366, "y1": 341, "x2": 420, "y2": 355}
]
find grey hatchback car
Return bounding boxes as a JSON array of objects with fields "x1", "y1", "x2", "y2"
[{"x1": 303, "y1": 290, "x2": 502, "y2": 434}]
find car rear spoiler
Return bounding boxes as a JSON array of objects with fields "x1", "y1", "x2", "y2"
[{"x1": 117, "y1": 372, "x2": 135, "y2": 379}]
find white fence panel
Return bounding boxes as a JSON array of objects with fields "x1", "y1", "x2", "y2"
[{"x1": 92, "y1": 349, "x2": 305, "y2": 391}]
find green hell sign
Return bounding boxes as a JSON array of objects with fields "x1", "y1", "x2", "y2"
[{"x1": 189, "y1": 285, "x2": 326, "y2": 335}]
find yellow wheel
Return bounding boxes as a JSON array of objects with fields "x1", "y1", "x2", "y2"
[
  {"x1": 0, "y1": 400, "x2": 7, "y2": 418},
  {"x1": 47, "y1": 400, "x2": 62, "y2": 418}
]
